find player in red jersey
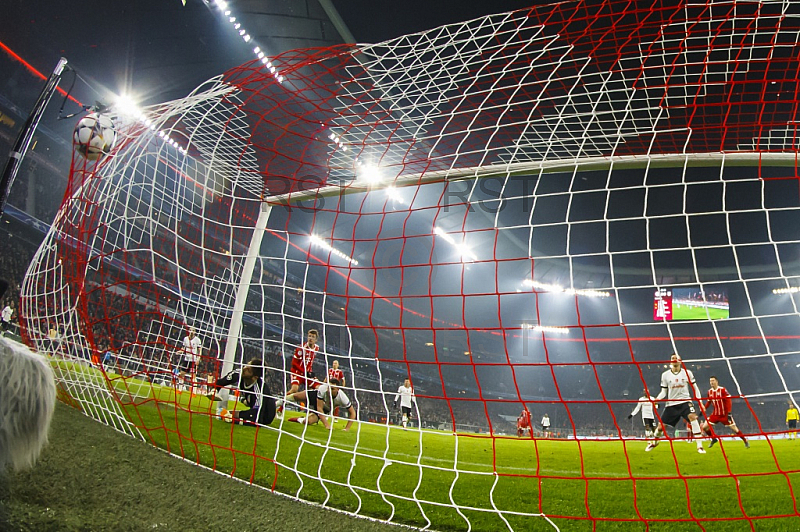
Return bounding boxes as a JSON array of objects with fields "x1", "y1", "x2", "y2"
[
  {"x1": 516, "y1": 407, "x2": 532, "y2": 437},
  {"x1": 278, "y1": 329, "x2": 320, "y2": 416},
  {"x1": 701, "y1": 376, "x2": 749, "y2": 449},
  {"x1": 289, "y1": 329, "x2": 320, "y2": 393},
  {"x1": 327, "y1": 359, "x2": 345, "y2": 386},
  {"x1": 326, "y1": 359, "x2": 345, "y2": 419}
]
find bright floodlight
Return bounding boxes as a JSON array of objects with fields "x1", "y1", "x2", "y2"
[
  {"x1": 357, "y1": 162, "x2": 382, "y2": 184},
  {"x1": 523, "y1": 279, "x2": 610, "y2": 298},
  {"x1": 309, "y1": 234, "x2": 359, "y2": 265},
  {"x1": 113, "y1": 94, "x2": 141, "y2": 119},
  {"x1": 434, "y1": 226, "x2": 476, "y2": 262}
]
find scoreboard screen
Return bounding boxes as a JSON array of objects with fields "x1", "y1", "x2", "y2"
[{"x1": 654, "y1": 287, "x2": 729, "y2": 321}]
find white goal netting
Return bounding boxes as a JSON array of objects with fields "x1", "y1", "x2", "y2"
[{"x1": 19, "y1": 1, "x2": 800, "y2": 529}]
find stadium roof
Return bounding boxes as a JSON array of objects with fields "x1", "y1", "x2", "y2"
[{"x1": 0, "y1": 0, "x2": 536, "y2": 108}]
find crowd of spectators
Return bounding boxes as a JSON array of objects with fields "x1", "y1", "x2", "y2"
[{"x1": 0, "y1": 226, "x2": 39, "y2": 312}]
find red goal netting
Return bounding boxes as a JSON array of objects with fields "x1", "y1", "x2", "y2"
[{"x1": 19, "y1": 0, "x2": 800, "y2": 529}]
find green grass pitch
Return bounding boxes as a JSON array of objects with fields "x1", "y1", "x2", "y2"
[
  {"x1": 53, "y1": 361, "x2": 800, "y2": 531},
  {"x1": 672, "y1": 305, "x2": 728, "y2": 321}
]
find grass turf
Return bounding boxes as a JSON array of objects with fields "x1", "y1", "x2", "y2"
[
  {"x1": 36, "y1": 361, "x2": 800, "y2": 530},
  {"x1": 0, "y1": 402, "x2": 396, "y2": 532},
  {"x1": 672, "y1": 305, "x2": 728, "y2": 320}
]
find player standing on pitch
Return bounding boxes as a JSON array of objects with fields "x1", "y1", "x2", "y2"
[
  {"x1": 627, "y1": 388, "x2": 658, "y2": 442},
  {"x1": 540, "y1": 413, "x2": 551, "y2": 438},
  {"x1": 178, "y1": 327, "x2": 202, "y2": 393},
  {"x1": 394, "y1": 378, "x2": 416, "y2": 429},
  {"x1": 517, "y1": 407, "x2": 532, "y2": 437},
  {"x1": 278, "y1": 329, "x2": 320, "y2": 416},
  {"x1": 1, "y1": 302, "x2": 13, "y2": 337},
  {"x1": 786, "y1": 403, "x2": 799, "y2": 440},
  {"x1": 646, "y1": 353, "x2": 707, "y2": 454},
  {"x1": 700, "y1": 376, "x2": 749, "y2": 448},
  {"x1": 326, "y1": 359, "x2": 346, "y2": 419},
  {"x1": 327, "y1": 359, "x2": 345, "y2": 386}
]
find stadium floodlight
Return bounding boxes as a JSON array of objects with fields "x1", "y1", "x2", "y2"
[
  {"x1": 773, "y1": 287, "x2": 800, "y2": 295},
  {"x1": 434, "y1": 226, "x2": 477, "y2": 262},
  {"x1": 113, "y1": 94, "x2": 141, "y2": 119},
  {"x1": 309, "y1": 234, "x2": 359, "y2": 265},
  {"x1": 356, "y1": 162, "x2": 382, "y2": 184},
  {"x1": 523, "y1": 323, "x2": 569, "y2": 334},
  {"x1": 522, "y1": 279, "x2": 611, "y2": 298},
  {"x1": 385, "y1": 186, "x2": 405, "y2": 204}
]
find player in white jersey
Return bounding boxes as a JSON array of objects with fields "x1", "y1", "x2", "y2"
[
  {"x1": 541, "y1": 413, "x2": 551, "y2": 438},
  {"x1": 646, "y1": 353, "x2": 706, "y2": 454},
  {"x1": 628, "y1": 388, "x2": 658, "y2": 442},
  {"x1": 394, "y1": 378, "x2": 416, "y2": 429},
  {"x1": 178, "y1": 327, "x2": 202, "y2": 392},
  {"x1": 1, "y1": 303, "x2": 13, "y2": 336},
  {"x1": 287, "y1": 378, "x2": 356, "y2": 431}
]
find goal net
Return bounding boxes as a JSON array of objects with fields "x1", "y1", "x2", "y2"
[{"x1": 19, "y1": 0, "x2": 800, "y2": 529}]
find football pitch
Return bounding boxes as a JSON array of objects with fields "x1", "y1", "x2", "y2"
[
  {"x1": 56, "y1": 362, "x2": 800, "y2": 531},
  {"x1": 672, "y1": 305, "x2": 729, "y2": 321}
]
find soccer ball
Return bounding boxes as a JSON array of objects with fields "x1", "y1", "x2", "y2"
[{"x1": 73, "y1": 112, "x2": 116, "y2": 161}]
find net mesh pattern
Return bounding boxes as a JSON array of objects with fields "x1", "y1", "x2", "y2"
[{"x1": 18, "y1": 1, "x2": 800, "y2": 529}]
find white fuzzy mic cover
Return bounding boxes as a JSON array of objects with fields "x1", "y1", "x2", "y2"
[{"x1": 0, "y1": 337, "x2": 57, "y2": 472}]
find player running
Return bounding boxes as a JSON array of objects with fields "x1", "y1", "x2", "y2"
[
  {"x1": 700, "y1": 376, "x2": 749, "y2": 449},
  {"x1": 646, "y1": 353, "x2": 707, "y2": 454},
  {"x1": 627, "y1": 388, "x2": 658, "y2": 442}
]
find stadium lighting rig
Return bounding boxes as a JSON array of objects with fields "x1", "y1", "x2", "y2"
[
  {"x1": 212, "y1": 0, "x2": 285, "y2": 84},
  {"x1": 328, "y1": 131, "x2": 348, "y2": 152},
  {"x1": 385, "y1": 186, "x2": 406, "y2": 205},
  {"x1": 309, "y1": 234, "x2": 359, "y2": 265},
  {"x1": 433, "y1": 226, "x2": 477, "y2": 262},
  {"x1": 523, "y1": 323, "x2": 569, "y2": 334},
  {"x1": 112, "y1": 94, "x2": 188, "y2": 155},
  {"x1": 355, "y1": 159, "x2": 383, "y2": 184},
  {"x1": 522, "y1": 279, "x2": 611, "y2": 298},
  {"x1": 772, "y1": 286, "x2": 800, "y2": 294}
]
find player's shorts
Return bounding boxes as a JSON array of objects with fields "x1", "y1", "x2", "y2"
[
  {"x1": 401, "y1": 406, "x2": 412, "y2": 418},
  {"x1": 642, "y1": 418, "x2": 657, "y2": 431},
  {"x1": 541, "y1": 425, "x2": 550, "y2": 431},
  {"x1": 178, "y1": 358, "x2": 194, "y2": 373},
  {"x1": 789, "y1": 419, "x2": 797, "y2": 429},
  {"x1": 306, "y1": 389, "x2": 331, "y2": 415},
  {"x1": 290, "y1": 371, "x2": 319, "y2": 389},
  {"x1": 660, "y1": 402, "x2": 696, "y2": 427},
  {"x1": 1, "y1": 321, "x2": 9, "y2": 332},
  {"x1": 707, "y1": 413, "x2": 734, "y2": 426}
]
